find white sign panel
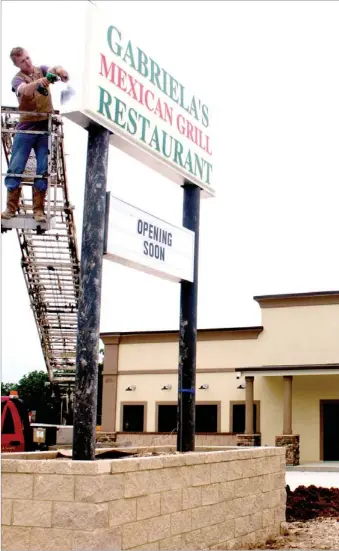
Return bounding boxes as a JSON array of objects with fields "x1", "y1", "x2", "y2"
[
  {"x1": 104, "y1": 196, "x2": 195, "y2": 283},
  {"x1": 62, "y1": 6, "x2": 215, "y2": 198}
]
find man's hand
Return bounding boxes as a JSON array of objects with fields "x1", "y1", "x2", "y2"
[
  {"x1": 38, "y1": 77, "x2": 50, "y2": 87},
  {"x1": 58, "y1": 69, "x2": 69, "y2": 83}
]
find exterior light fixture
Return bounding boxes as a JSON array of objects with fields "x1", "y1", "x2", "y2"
[
  {"x1": 161, "y1": 384, "x2": 172, "y2": 390},
  {"x1": 237, "y1": 383, "x2": 246, "y2": 390},
  {"x1": 199, "y1": 384, "x2": 209, "y2": 390},
  {"x1": 125, "y1": 385, "x2": 136, "y2": 391}
]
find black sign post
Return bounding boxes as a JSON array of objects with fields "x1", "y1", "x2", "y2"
[
  {"x1": 72, "y1": 124, "x2": 110, "y2": 461},
  {"x1": 177, "y1": 182, "x2": 201, "y2": 452}
]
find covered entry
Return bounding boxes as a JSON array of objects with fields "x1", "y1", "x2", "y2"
[{"x1": 321, "y1": 400, "x2": 339, "y2": 460}]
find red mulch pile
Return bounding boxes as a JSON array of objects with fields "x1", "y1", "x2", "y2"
[{"x1": 286, "y1": 485, "x2": 339, "y2": 521}]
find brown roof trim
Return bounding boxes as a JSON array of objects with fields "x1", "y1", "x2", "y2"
[
  {"x1": 254, "y1": 290, "x2": 339, "y2": 308},
  {"x1": 101, "y1": 326, "x2": 263, "y2": 344},
  {"x1": 235, "y1": 363, "x2": 339, "y2": 372},
  {"x1": 253, "y1": 291, "x2": 339, "y2": 308}
]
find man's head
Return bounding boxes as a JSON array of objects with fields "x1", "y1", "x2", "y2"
[{"x1": 10, "y1": 47, "x2": 33, "y2": 74}]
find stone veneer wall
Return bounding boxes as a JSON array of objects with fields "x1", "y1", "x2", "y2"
[
  {"x1": 237, "y1": 435, "x2": 261, "y2": 447},
  {"x1": 1, "y1": 446, "x2": 286, "y2": 551},
  {"x1": 114, "y1": 433, "x2": 238, "y2": 447},
  {"x1": 275, "y1": 435, "x2": 300, "y2": 466}
]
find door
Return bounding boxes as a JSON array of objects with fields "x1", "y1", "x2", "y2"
[{"x1": 321, "y1": 400, "x2": 339, "y2": 461}]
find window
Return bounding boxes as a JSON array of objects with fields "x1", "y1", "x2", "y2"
[
  {"x1": 158, "y1": 405, "x2": 177, "y2": 432},
  {"x1": 122, "y1": 405, "x2": 144, "y2": 432},
  {"x1": 157, "y1": 404, "x2": 219, "y2": 433},
  {"x1": 195, "y1": 404, "x2": 218, "y2": 433},
  {"x1": 231, "y1": 403, "x2": 259, "y2": 433},
  {"x1": 2, "y1": 407, "x2": 15, "y2": 434}
]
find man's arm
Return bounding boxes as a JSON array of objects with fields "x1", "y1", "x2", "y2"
[
  {"x1": 12, "y1": 75, "x2": 49, "y2": 98},
  {"x1": 47, "y1": 65, "x2": 69, "y2": 82}
]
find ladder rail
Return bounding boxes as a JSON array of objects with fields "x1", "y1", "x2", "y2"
[{"x1": 1, "y1": 107, "x2": 80, "y2": 384}]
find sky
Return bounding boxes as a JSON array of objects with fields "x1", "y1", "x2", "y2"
[{"x1": 1, "y1": 0, "x2": 339, "y2": 383}]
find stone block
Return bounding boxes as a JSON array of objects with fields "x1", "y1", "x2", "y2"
[
  {"x1": 191, "y1": 464, "x2": 211, "y2": 486},
  {"x1": 1, "y1": 526, "x2": 31, "y2": 551},
  {"x1": 75, "y1": 474, "x2": 124, "y2": 502},
  {"x1": 218, "y1": 481, "x2": 234, "y2": 502},
  {"x1": 159, "y1": 534, "x2": 182, "y2": 550},
  {"x1": 30, "y1": 528, "x2": 74, "y2": 551},
  {"x1": 234, "y1": 515, "x2": 250, "y2": 538},
  {"x1": 34, "y1": 474, "x2": 74, "y2": 502},
  {"x1": 148, "y1": 469, "x2": 172, "y2": 493},
  {"x1": 210, "y1": 502, "x2": 226, "y2": 525},
  {"x1": 203, "y1": 451, "x2": 230, "y2": 464},
  {"x1": 184, "y1": 452, "x2": 206, "y2": 465},
  {"x1": 122, "y1": 520, "x2": 148, "y2": 549},
  {"x1": 219, "y1": 519, "x2": 235, "y2": 542},
  {"x1": 72, "y1": 527, "x2": 122, "y2": 550},
  {"x1": 17, "y1": 461, "x2": 55, "y2": 474},
  {"x1": 160, "y1": 489, "x2": 182, "y2": 514},
  {"x1": 274, "y1": 506, "x2": 286, "y2": 525},
  {"x1": 138, "y1": 457, "x2": 164, "y2": 471},
  {"x1": 241, "y1": 531, "x2": 257, "y2": 549},
  {"x1": 137, "y1": 493, "x2": 161, "y2": 520},
  {"x1": 169, "y1": 466, "x2": 192, "y2": 490},
  {"x1": 133, "y1": 543, "x2": 159, "y2": 551},
  {"x1": 1, "y1": 460, "x2": 18, "y2": 473},
  {"x1": 2, "y1": 474, "x2": 33, "y2": 499},
  {"x1": 13, "y1": 500, "x2": 52, "y2": 528},
  {"x1": 200, "y1": 523, "x2": 223, "y2": 547},
  {"x1": 170, "y1": 510, "x2": 191, "y2": 536},
  {"x1": 111, "y1": 458, "x2": 140, "y2": 474},
  {"x1": 226, "y1": 461, "x2": 243, "y2": 481},
  {"x1": 146, "y1": 514, "x2": 171, "y2": 542},
  {"x1": 2, "y1": 499, "x2": 12, "y2": 525},
  {"x1": 161, "y1": 455, "x2": 186, "y2": 468},
  {"x1": 224, "y1": 498, "x2": 243, "y2": 520},
  {"x1": 182, "y1": 529, "x2": 204, "y2": 550},
  {"x1": 182, "y1": 486, "x2": 202, "y2": 510},
  {"x1": 124, "y1": 471, "x2": 150, "y2": 498},
  {"x1": 191, "y1": 505, "x2": 211, "y2": 530},
  {"x1": 109, "y1": 498, "x2": 137, "y2": 527},
  {"x1": 201, "y1": 483, "x2": 220, "y2": 505},
  {"x1": 222, "y1": 536, "x2": 242, "y2": 550},
  {"x1": 210, "y1": 462, "x2": 228, "y2": 483},
  {"x1": 53, "y1": 502, "x2": 108, "y2": 530}
]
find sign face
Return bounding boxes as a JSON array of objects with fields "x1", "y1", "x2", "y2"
[
  {"x1": 62, "y1": 6, "x2": 215, "y2": 198},
  {"x1": 104, "y1": 195, "x2": 195, "y2": 283}
]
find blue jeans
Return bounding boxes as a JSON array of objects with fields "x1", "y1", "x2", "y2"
[{"x1": 5, "y1": 132, "x2": 48, "y2": 192}]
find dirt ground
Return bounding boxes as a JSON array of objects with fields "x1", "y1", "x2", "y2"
[
  {"x1": 256, "y1": 518, "x2": 339, "y2": 549},
  {"x1": 256, "y1": 485, "x2": 339, "y2": 550}
]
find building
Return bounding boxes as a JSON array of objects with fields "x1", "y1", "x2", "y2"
[{"x1": 100, "y1": 290, "x2": 339, "y2": 464}]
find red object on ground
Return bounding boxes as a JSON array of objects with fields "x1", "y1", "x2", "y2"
[{"x1": 286, "y1": 485, "x2": 339, "y2": 521}]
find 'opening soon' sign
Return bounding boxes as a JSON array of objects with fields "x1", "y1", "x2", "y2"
[{"x1": 104, "y1": 195, "x2": 195, "y2": 282}]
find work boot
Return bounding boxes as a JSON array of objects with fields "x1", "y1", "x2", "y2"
[
  {"x1": 33, "y1": 188, "x2": 47, "y2": 223},
  {"x1": 1, "y1": 187, "x2": 21, "y2": 219}
]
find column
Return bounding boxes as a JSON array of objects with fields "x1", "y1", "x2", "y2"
[
  {"x1": 283, "y1": 375, "x2": 293, "y2": 435},
  {"x1": 245, "y1": 376, "x2": 254, "y2": 435}
]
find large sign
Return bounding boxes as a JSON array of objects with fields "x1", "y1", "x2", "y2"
[
  {"x1": 63, "y1": 6, "x2": 215, "y2": 198},
  {"x1": 104, "y1": 195, "x2": 195, "y2": 282}
]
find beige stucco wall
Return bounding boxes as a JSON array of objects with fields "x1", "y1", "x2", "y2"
[
  {"x1": 116, "y1": 372, "x2": 339, "y2": 463},
  {"x1": 116, "y1": 303, "x2": 339, "y2": 372},
  {"x1": 260, "y1": 304, "x2": 339, "y2": 365},
  {"x1": 116, "y1": 372, "x2": 246, "y2": 433},
  {"x1": 102, "y1": 299, "x2": 339, "y2": 463}
]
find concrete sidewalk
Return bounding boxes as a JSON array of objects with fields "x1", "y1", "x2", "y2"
[{"x1": 286, "y1": 470, "x2": 339, "y2": 490}]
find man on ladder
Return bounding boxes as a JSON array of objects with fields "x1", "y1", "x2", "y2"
[{"x1": 1, "y1": 47, "x2": 69, "y2": 222}]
